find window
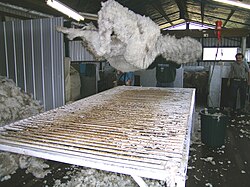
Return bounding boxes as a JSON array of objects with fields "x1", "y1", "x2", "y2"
[
  {"x1": 244, "y1": 48, "x2": 250, "y2": 62},
  {"x1": 166, "y1": 22, "x2": 214, "y2": 30},
  {"x1": 203, "y1": 47, "x2": 238, "y2": 60}
]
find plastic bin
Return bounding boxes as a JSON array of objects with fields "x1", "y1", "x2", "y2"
[{"x1": 200, "y1": 108, "x2": 228, "y2": 147}]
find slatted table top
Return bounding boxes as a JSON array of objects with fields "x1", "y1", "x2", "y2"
[{"x1": 0, "y1": 86, "x2": 195, "y2": 187}]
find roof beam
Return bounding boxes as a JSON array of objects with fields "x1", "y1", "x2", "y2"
[
  {"x1": 162, "y1": 28, "x2": 250, "y2": 38},
  {"x1": 223, "y1": 0, "x2": 243, "y2": 27},
  {"x1": 189, "y1": 11, "x2": 250, "y2": 27},
  {"x1": 223, "y1": 10, "x2": 235, "y2": 27},
  {"x1": 188, "y1": 20, "x2": 215, "y2": 27},
  {"x1": 121, "y1": 0, "x2": 154, "y2": 16},
  {"x1": 150, "y1": 0, "x2": 174, "y2": 26},
  {"x1": 153, "y1": 11, "x2": 179, "y2": 20},
  {"x1": 0, "y1": 2, "x2": 52, "y2": 19},
  {"x1": 174, "y1": 0, "x2": 189, "y2": 21},
  {"x1": 200, "y1": 0, "x2": 205, "y2": 25},
  {"x1": 159, "y1": 18, "x2": 184, "y2": 29}
]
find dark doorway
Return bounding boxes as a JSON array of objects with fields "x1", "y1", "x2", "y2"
[{"x1": 220, "y1": 78, "x2": 231, "y2": 108}]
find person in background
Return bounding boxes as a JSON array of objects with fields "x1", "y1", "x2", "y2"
[
  {"x1": 227, "y1": 53, "x2": 250, "y2": 114},
  {"x1": 115, "y1": 70, "x2": 134, "y2": 86},
  {"x1": 148, "y1": 55, "x2": 181, "y2": 87}
]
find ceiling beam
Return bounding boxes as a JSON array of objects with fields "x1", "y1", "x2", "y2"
[
  {"x1": 150, "y1": 0, "x2": 174, "y2": 26},
  {"x1": 187, "y1": 20, "x2": 215, "y2": 28},
  {"x1": 200, "y1": 0, "x2": 205, "y2": 26},
  {"x1": 162, "y1": 28, "x2": 250, "y2": 38},
  {"x1": 223, "y1": 0, "x2": 243, "y2": 27},
  {"x1": 223, "y1": 10, "x2": 235, "y2": 27},
  {"x1": 174, "y1": 0, "x2": 189, "y2": 21},
  {"x1": 153, "y1": 11, "x2": 179, "y2": 21},
  {"x1": 0, "y1": 2, "x2": 52, "y2": 19},
  {"x1": 189, "y1": 11, "x2": 250, "y2": 27},
  {"x1": 159, "y1": 18, "x2": 184, "y2": 29},
  {"x1": 120, "y1": 0, "x2": 154, "y2": 16}
]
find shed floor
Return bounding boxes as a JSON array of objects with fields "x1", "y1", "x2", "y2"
[
  {"x1": 0, "y1": 105, "x2": 249, "y2": 187},
  {"x1": 186, "y1": 106, "x2": 250, "y2": 187}
]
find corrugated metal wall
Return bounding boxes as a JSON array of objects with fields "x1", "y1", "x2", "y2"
[
  {"x1": 0, "y1": 17, "x2": 64, "y2": 111},
  {"x1": 202, "y1": 37, "x2": 241, "y2": 47},
  {"x1": 68, "y1": 37, "x2": 241, "y2": 64},
  {"x1": 69, "y1": 41, "x2": 94, "y2": 61}
]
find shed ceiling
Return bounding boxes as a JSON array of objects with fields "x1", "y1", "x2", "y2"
[{"x1": 1, "y1": 0, "x2": 250, "y2": 30}]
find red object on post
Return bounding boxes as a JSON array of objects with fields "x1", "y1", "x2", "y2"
[{"x1": 215, "y1": 20, "x2": 222, "y2": 42}]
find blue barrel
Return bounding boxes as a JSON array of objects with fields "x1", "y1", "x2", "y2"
[{"x1": 200, "y1": 108, "x2": 228, "y2": 147}]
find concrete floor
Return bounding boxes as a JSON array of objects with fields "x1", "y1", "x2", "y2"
[{"x1": 186, "y1": 108, "x2": 250, "y2": 187}]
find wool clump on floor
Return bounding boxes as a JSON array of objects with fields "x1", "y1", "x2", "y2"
[
  {"x1": 0, "y1": 76, "x2": 43, "y2": 127},
  {"x1": 0, "y1": 76, "x2": 49, "y2": 181}
]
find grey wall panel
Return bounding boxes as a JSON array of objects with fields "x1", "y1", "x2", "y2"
[
  {"x1": 42, "y1": 18, "x2": 53, "y2": 111},
  {"x1": 223, "y1": 37, "x2": 241, "y2": 46},
  {"x1": 0, "y1": 23, "x2": 7, "y2": 76},
  {"x1": 13, "y1": 20, "x2": 25, "y2": 90},
  {"x1": 69, "y1": 41, "x2": 94, "y2": 61},
  {"x1": 5, "y1": 21, "x2": 15, "y2": 82},
  {"x1": 0, "y1": 17, "x2": 64, "y2": 111},
  {"x1": 52, "y1": 17, "x2": 64, "y2": 108},
  {"x1": 183, "y1": 61, "x2": 220, "y2": 68},
  {"x1": 23, "y1": 20, "x2": 34, "y2": 95},
  {"x1": 32, "y1": 19, "x2": 44, "y2": 105},
  {"x1": 202, "y1": 37, "x2": 241, "y2": 47}
]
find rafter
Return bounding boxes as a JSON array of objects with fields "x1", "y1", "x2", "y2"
[
  {"x1": 175, "y1": 0, "x2": 189, "y2": 21},
  {"x1": 153, "y1": 11, "x2": 179, "y2": 20},
  {"x1": 223, "y1": 10, "x2": 235, "y2": 27},
  {"x1": 159, "y1": 17, "x2": 183, "y2": 29},
  {"x1": 222, "y1": 0, "x2": 244, "y2": 27},
  {"x1": 162, "y1": 28, "x2": 249, "y2": 38},
  {"x1": 120, "y1": 0, "x2": 154, "y2": 16},
  {"x1": 200, "y1": 0, "x2": 205, "y2": 26},
  {"x1": 190, "y1": 11, "x2": 250, "y2": 27},
  {"x1": 150, "y1": 0, "x2": 174, "y2": 26}
]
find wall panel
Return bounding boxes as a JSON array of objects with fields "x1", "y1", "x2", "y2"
[
  {"x1": 0, "y1": 17, "x2": 64, "y2": 111},
  {"x1": 0, "y1": 23, "x2": 7, "y2": 76}
]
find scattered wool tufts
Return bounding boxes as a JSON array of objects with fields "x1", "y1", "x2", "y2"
[
  {"x1": 241, "y1": 170, "x2": 246, "y2": 174},
  {"x1": 52, "y1": 166, "x2": 165, "y2": 187},
  {"x1": 24, "y1": 157, "x2": 51, "y2": 178},
  {"x1": 200, "y1": 157, "x2": 216, "y2": 165},
  {"x1": 205, "y1": 183, "x2": 213, "y2": 187},
  {"x1": 0, "y1": 152, "x2": 51, "y2": 181},
  {"x1": 57, "y1": 0, "x2": 202, "y2": 72},
  {"x1": 0, "y1": 152, "x2": 19, "y2": 181}
]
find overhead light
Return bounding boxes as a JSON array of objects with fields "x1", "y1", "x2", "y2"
[
  {"x1": 212, "y1": 0, "x2": 250, "y2": 10},
  {"x1": 79, "y1": 12, "x2": 98, "y2": 21},
  {"x1": 46, "y1": 0, "x2": 84, "y2": 21}
]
